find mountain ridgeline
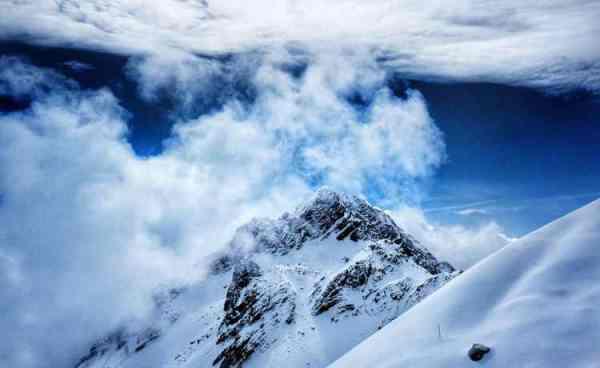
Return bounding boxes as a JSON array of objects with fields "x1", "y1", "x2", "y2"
[{"x1": 76, "y1": 189, "x2": 458, "y2": 368}]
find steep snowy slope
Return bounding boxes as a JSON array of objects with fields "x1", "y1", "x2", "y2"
[
  {"x1": 75, "y1": 189, "x2": 458, "y2": 368},
  {"x1": 330, "y1": 198, "x2": 600, "y2": 368}
]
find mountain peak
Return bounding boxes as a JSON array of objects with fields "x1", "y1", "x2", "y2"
[
  {"x1": 220, "y1": 188, "x2": 413, "y2": 260},
  {"x1": 295, "y1": 187, "x2": 369, "y2": 217},
  {"x1": 76, "y1": 189, "x2": 458, "y2": 368},
  {"x1": 297, "y1": 187, "x2": 352, "y2": 209}
]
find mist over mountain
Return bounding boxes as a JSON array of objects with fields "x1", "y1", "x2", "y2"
[{"x1": 74, "y1": 189, "x2": 459, "y2": 368}]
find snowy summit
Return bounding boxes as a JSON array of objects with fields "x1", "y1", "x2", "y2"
[{"x1": 75, "y1": 189, "x2": 458, "y2": 368}]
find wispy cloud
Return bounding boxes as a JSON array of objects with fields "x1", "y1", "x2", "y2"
[
  {"x1": 456, "y1": 208, "x2": 489, "y2": 216},
  {"x1": 424, "y1": 199, "x2": 498, "y2": 214},
  {"x1": 425, "y1": 191, "x2": 600, "y2": 215},
  {"x1": 63, "y1": 60, "x2": 94, "y2": 71}
]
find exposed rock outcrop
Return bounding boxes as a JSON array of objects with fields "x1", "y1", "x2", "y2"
[
  {"x1": 311, "y1": 239, "x2": 457, "y2": 322},
  {"x1": 214, "y1": 261, "x2": 296, "y2": 368}
]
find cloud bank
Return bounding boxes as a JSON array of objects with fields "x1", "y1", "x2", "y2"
[
  {"x1": 2, "y1": 0, "x2": 599, "y2": 93},
  {"x1": 392, "y1": 206, "x2": 514, "y2": 269}
]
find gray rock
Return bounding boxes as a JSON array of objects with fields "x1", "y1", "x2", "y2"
[
  {"x1": 468, "y1": 343, "x2": 491, "y2": 361},
  {"x1": 215, "y1": 261, "x2": 296, "y2": 368}
]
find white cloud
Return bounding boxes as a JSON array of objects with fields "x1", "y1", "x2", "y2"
[
  {"x1": 1, "y1": 0, "x2": 599, "y2": 92},
  {"x1": 456, "y1": 208, "x2": 488, "y2": 216},
  {"x1": 0, "y1": 52, "x2": 445, "y2": 367},
  {"x1": 133, "y1": 49, "x2": 446, "y2": 195},
  {"x1": 391, "y1": 206, "x2": 515, "y2": 270}
]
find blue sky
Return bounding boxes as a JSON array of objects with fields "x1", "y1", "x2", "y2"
[{"x1": 413, "y1": 80, "x2": 600, "y2": 235}]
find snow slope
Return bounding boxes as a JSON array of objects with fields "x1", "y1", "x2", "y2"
[{"x1": 329, "y1": 198, "x2": 600, "y2": 368}]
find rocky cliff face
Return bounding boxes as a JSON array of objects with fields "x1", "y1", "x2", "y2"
[
  {"x1": 214, "y1": 260, "x2": 296, "y2": 368},
  {"x1": 76, "y1": 189, "x2": 459, "y2": 368}
]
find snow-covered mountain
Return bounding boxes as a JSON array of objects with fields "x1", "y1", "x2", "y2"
[
  {"x1": 329, "y1": 198, "x2": 600, "y2": 368},
  {"x1": 75, "y1": 188, "x2": 458, "y2": 368}
]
